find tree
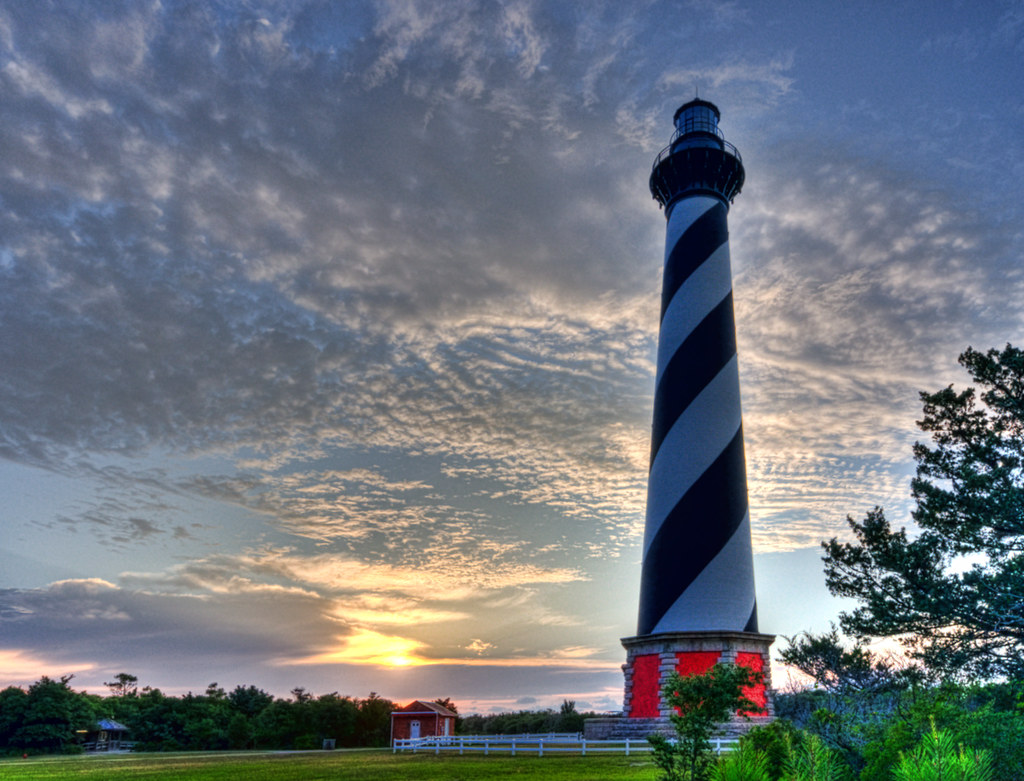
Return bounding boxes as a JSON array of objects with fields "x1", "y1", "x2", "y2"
[
  {"x1": 780, "y1": 626, "x2": 923, "y2": 694},
  {"x1": 226, "y1": 712, "x2": 254, "y2": 750},
  {"x1": 204, "y1": 682, "x2": 227, "y2": 701},
  {"x1": 356, "y1": 692, "x2": 394, "y2": 747},
  {"x1": 311, "y1": 693, "x2": 358, "y2": 746},
  {"x1": 558, "y1": 699, "x2": 584, "y2": 733},
  {"x1": 432, "y1": 697, "x2": 458, "y2": 714},
  {"x1": 786, "y1": 734, "x2": 852, "y2": 781},
  {"x1": 823, "y1": 345, "x2": 1024, "y2": 680},
  {"x1": 103, "y1": 673, "x2": 138, "y2": 698},
  {"x1": 0, "y1": 686, "x2": 29, "y2": 751},
  {"x1": 254, "y1": 700, "x2": 302, "y2": 749},
  {"x1": 12, "y1": 675, "x2": 96, "y2": 752},
  {"x1": 227, "y1": 685, "x2": 274, "y2": 718},
  {"x1": 893, "y1": 723, "x2": 994, "y2": 781},
  {"x1": 649, "y1": 663, "x2": 764, "y2": 781}
]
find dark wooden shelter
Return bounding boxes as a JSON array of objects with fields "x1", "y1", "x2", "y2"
[{"x1": 82, "y1": 718, "x2": 130, "y2": 751}]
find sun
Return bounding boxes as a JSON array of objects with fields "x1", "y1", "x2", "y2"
[{"x1": 284, "y1": 628, "x2": 429, "y2": 667}]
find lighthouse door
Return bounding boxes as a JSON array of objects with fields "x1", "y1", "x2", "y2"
[{"x1": 410, "y1": 720, "x2": 420, "y2": 739}]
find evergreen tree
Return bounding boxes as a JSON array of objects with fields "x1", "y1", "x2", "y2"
[
  {"x1": 824, "y1": 345, "x2": 1024, "y2": 680},
  {"x1": 780, "y1": 626, "x2": 923, "y2": 694},
  {"x1": 228, "y1": 685, "x2": 274, "y2": 718},
  {"x1": 103, "y1": 673, "x2": 138, "y2": 698}
]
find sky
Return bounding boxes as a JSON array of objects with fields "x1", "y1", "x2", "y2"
[{"x1": 1, "y1": 0, "x2": 1022, "y2": 715}]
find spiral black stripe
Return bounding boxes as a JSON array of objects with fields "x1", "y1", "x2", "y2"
[
  {"x1": 660, "y1": 202, "x2": 729, "y2": 324},
  {"x1": 637, "y1": 428, "x2": 749, "y2": 636},
  {"x1": 649, "y1": 292, "x2": 736, "y2": 465},
  {"x1": 744, "y1": 604, "x2": 759, "y2": 633}
]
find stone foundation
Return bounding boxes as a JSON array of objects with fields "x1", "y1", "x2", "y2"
[
  {"x1": 584, "y1": 714, "x2": 773, "y2": 740},
  {"x1": 584, "y1": 630, "x2": 775, "y2": 740}
]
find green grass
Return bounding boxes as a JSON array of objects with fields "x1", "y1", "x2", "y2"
[{"x1": 0, "y1": 750, "x2": 660, "y2": 780}]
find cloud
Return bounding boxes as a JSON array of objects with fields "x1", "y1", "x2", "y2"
[
  {"x1": 730, "y1": 136, "x2": 1024, "y2": 547},
  {"x1": 121, "y1": 547, "x2": 583, "y2": 600},
  {"x1": 0, "y1": 553, "x2": 611, "y2": 695},
  {"x1": 659, "y1": 53, "x2": 796, "y2": 108},
  {"x1": 291, "y1": 628, "x2": 427, "y2": 667},
  {"x1": 466, "y1": 638, "x2": 496, "y2": 655},
  {"x1": 0, "y1": 649, "x2": 96, "y2": 682},
  {"x1": 0, "y1": 578, "x2": 338, "y2": 690},
  {"x1": 0, "y1": 1, "x2": 666, "y2": 572}
]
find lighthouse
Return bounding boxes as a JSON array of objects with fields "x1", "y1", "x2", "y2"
[{"x1": 619, "y1": 98, "x2": 774, "y2": 729}]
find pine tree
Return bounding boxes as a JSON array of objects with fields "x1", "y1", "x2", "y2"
[{"x1": 823, "y1": 345, "x2": 1024, "y2": 679}]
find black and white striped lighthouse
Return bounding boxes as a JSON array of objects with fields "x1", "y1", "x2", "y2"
[{"x1": 619, "y1": 98, "x2": 774, "y2": 728}]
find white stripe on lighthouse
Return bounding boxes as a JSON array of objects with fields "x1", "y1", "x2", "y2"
[
  {"x1": 655, "y1": 242, "x2": 732, "y2": 379},
  {"x1": 661, "y1": 196, "x2": 720, "y2": 269}
]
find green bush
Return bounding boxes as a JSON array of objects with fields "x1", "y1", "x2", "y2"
[
  {"x1": 649, "y1": 663, "x2": 764, "y2": 781},
  {"x1": 741, "y1": 719, "x2": 807, "y2": 779},
  {"x1": 293, "y1": 733, "x2": 320, "y2": 750},
  {"x1": 711, "y1": 742, "x2": 771, "y2": 781},
  {"x1": 858, "y1": 687, "x2": 1024, "y2": 781},
  {"x1": 955, "y1": 707, "x2": 1024, "y2": 780},
  {"x1": 892, "y1": 724, "x2": 993, "y2": 781},
  {"x1": 785, "y1": 734, "x2": 851, "y2": 781},
  {"x1": 774, "y1": 688, "x2": 901, "y2": 773}
]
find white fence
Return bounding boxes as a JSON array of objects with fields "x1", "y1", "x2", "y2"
[{"x1": 393, "y1": 733, "x2": 738, "y2": 756}]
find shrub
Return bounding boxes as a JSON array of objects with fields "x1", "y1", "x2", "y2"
[
  {"x1": 711, "y1": 742, "x2": 771, "y2": 781},
  {"x1": 741, "y1": 719, "x2": 807, "y2": 779},
  {"x1": 892, "y1": 723, "x2": 993, "y2": 781},
  {"x1": 649, "y1": 663, "x2": 764, "y2": 781},
  {"x1": 785, "y1": 733, "x2": 851, "y2": 781},
  {"x1": 955, "y1": 707, "x2": 1024, "y2": 781}
]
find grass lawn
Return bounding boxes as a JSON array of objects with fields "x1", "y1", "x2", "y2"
[{"x1": 0, "y1": 750, "x2": 660, "y2": 780}]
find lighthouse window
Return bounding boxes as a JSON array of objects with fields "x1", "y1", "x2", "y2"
[{"x1": 686, "y1": 106, "x2": 717, "y2": 135}]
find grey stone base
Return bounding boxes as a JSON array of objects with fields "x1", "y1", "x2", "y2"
[
  {"x1": 584, "y1": 714, "x2": 773, "y2": 741},
  {"x1": 584, "y1": 716, "x2": 672, "y2": 740}
]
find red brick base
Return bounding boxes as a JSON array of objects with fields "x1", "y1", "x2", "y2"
[{"x1": 621, "y1": 631, "x2": 775, "y2": 727}]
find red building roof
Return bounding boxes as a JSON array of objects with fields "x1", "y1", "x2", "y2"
[{"x1": 392, "y1": 700, "x2": 457, "y2": 717}]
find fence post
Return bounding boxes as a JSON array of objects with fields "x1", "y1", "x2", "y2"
[
  {"x1": 511, "y1": 739, "x2": 515, "y2": 757},
  {"x1": 484, "y1": 739, "x2": 489, "y2": 756},
  {"x1": 625, "y1": 738, "x2": 630, "y2": 757}
]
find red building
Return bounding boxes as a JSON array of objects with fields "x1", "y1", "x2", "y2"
[{"x1": 390, "y1": 700, "x2": 457, "y2": 743}]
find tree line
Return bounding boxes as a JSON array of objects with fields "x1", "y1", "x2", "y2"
[
  {"x1": 0, "y1": 671, "x2": 595, "y2": 756},
  {"x1": 458, "y1": 699, "x2": 590, "y2": 735},
  {"x1": 0, "y1": 674, "x2": 403, "y2": 754}
]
